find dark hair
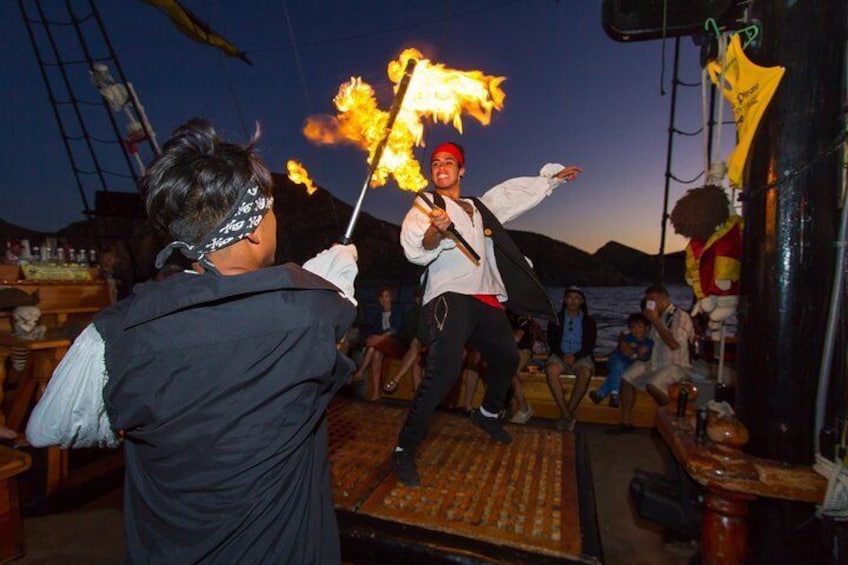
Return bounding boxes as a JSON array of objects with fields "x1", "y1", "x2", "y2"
[
  {"x1": 644, "y1": 285, "x2": 669, "y2": 297},
  {"x1": 626, "y1": 312, "x2": 650, "y2": 327},
  {"x1": 377, "y1": 286, "x2": 393, "y2": 298},
  {"x1": 140, "y1": 118, "x2": 273, "y2": 244},
  {"x1": 561, "y1": 286, "x2": 588, "y2": 315}
]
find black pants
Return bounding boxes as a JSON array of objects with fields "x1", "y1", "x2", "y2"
[{"x1": 397, "y1": 293, "x2": 519, "y2": 450}]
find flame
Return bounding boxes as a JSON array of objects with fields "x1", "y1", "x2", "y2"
[
  {"x1": 286, "y1": 159, "x2": 317, "y2": 195},
  {"x1": 303, "y1": 47, "x2": 505, "y2": 192}
]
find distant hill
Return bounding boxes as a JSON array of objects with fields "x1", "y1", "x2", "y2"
[
  {"x1": 0, "y1": 176, "x2": 685, "y2": 286},
  {"x1": 0, "y1": 218, "x2": 42, "y2": 244},
  {"x1": 271, "y1": 174, "x2": 422, "y2": 284},
  {"x1": 594, "y1": 241, "x2": 686, "y2": 286},
  {"x1": 509, "y1": 231, "x2": 630, "y2": 286}
]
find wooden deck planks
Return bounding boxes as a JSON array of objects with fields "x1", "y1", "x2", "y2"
[{"x1": 327, "y1": 397, "x2": 587, "y2": 560}]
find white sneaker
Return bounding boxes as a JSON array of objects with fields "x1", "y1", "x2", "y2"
[{"x1": 509, "y1": 407, "x2": 534, "y2": 424}]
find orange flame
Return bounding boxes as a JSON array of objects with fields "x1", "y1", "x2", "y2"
[
  {"x1": 303, "y1": 48, "x2": 505, "y2": 192},
  {"x1": 286, "y1": 159, "x2": 317, "y2": 195}
]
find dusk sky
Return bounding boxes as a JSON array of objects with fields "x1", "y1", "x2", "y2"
[{"x1": 1, "y1": 0, "x2": 730, "y2": 254}]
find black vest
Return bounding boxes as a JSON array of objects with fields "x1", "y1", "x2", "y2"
[
  {"x1": 430, "y1": 192, "x2": 557, "y2": 320},
  {"x1": 95, "y1": 265, "x2": 355, "y2": 563}
]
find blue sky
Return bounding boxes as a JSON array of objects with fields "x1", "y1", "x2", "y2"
[{"x1": 1, "y1": 0, "x2": 725, "y2": 254}]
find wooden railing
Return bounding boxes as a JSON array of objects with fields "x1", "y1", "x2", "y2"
[{"x1": 656, "y1": 407, "x2": 826, "y2": 564}]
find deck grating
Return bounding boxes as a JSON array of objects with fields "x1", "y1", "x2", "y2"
[{"x1": 327, "y1": 397, "x2": 583, "y2": 560}]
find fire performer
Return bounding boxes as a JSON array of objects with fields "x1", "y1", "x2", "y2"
[
  {"x1": 392, "y1": 141, "x2": 581, "y2": 486},
  {"x1": 26, "y1": 118, "x2": 358, "y2": 563}
]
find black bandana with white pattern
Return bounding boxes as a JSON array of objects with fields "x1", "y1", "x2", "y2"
[{"x1": 154, "y1": 184, "x2": 274, "y2": 272}]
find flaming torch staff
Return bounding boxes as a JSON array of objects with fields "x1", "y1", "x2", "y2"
[
  {"x1": 338, "y1": 55, "x2": 482, "y2": 262},
  {"x1": 341, "y1": 59, "x2": 417, "y2": 244}
]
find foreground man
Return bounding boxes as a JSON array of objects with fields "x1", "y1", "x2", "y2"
[
  {"x1": 392, "y1": 141, "x2": 581, "y2": 486},
  {"x1": 27, "y1": 118, "x2": 358, "y2": 563}
]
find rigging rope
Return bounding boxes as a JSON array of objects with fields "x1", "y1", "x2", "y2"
[
  {"x1": 282, "y1": 0, "x2": 312, "y2": 113},
  {"x1": 738, "y1": 131, "x2": 848, "y2": 201},
  {"x1": 218, "y1": 52, "x2": 249, "y2": 141},
  {"x1": 669, "y1": 170, "x2": 705, "y2": 184},
  {"x1": 659, "y1": 0, "x2": 668, "y2": 95},
  {"x1": 244, "y1": 0, "x2": 524, "y2": 56},
  {"x1": 21, "y1": 11, "x2": 94, "y2": 26},
  {"x1": 672, "y1": 126, "x2": 704, "y2": 137},
  {"x1": 280, "y1": 0, "x2": 341, "y2": 234}
]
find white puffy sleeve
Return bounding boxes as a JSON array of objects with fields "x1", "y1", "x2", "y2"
[
  {"x1": 302, "y1": 244, "x2": 359, "y2": 306},
  {"x1": 480, "y1": 163, "x2": 568, "y2": 224},
  {"x1": 26, "y1": 324, "x2": 120, "y2": 449}
]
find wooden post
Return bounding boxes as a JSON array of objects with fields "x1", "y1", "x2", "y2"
[
  {"x1": 701, "y1": 488, "x2": 754, "y2": 565},
  {"x1": 736, "y1": 1, "x2": 846, "y2": 561}
]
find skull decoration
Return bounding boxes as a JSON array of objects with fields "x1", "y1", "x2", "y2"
[{"x1": 12, "y1": 305, "x2": 45, "y2": 340}]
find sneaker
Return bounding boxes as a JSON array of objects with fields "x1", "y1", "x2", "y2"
[
  {"x1": 609, "y1": 394, "x2": 620, "y2": 409},
  {"x1": 589, "y1": 390, "x2": 604, "y2": 405},
  {"x1": 509, "y1": 406, "x2": 534, "y2": 425},
  {"x1": 392, "y1": 450, "x2": 421, "y2": 486},
  {"x1": 605, "y1": 423, "x2": 636, "y2": 435},
  {"x1": 470, "y1": 408, "x2": 513, "y2": 444}
]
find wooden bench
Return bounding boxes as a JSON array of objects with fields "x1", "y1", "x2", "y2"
[{"x1": 374, "y1": 358, "x2": 658, "y2": 428}]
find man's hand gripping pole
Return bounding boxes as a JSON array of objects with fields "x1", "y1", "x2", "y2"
[{"x1": 414, "y1": 192, "x2": 481, "y2": 264}]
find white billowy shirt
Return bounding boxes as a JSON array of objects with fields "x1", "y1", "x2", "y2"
[
  {"x1": 650, "y1": 304, "x2": 695, "y2": 370},
  {"x1": 401, "y1": 164, "x2": 567, "y2": 305},
  {"x1": 26, "y1": 244, "x2": 359, "y2": 449}
]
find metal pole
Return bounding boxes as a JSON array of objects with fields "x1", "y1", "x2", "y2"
[
  {"x1": 657, "y1": 37, "x2": 681, "y2": 285},
  {"x1": 341, "y1": 58, "x2": 417, "y2": 243}
]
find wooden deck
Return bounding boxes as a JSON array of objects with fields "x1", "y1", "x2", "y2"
[{"x1": 328, "y1": 396, "x2": 602, "y2": 564}]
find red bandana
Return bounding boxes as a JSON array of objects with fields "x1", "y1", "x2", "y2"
[{"x1": 430, "y1": 142, "x2": 464, "y2": 168}]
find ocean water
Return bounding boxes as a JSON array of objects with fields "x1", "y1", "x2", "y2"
[{"x1": 358, "y1": 284, "x2": 705, "y2": 354}]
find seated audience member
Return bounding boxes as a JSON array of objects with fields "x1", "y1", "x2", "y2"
[
  {"x1": 508, "y1": 313, "x2": 538, "y2": 424},
  {"x1": 590, "y1": 313, "x2": 653, "y2": 408},
  {"x1": 607, "y1": 285, "x2": 694, "y2": 435},
  {"x1": 545, "y1": 286, "x2": 597, "y2": 432},
  {"x1": 352, "y1": 287, "x2": 405, "y2": 400},
  {"x1": 383, "y1": 287, "x2": 427, "y2": 394}
]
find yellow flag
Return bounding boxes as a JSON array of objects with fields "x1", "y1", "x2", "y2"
[
  {"x1": 141, "y1": 0, "x2": 251, "y2": 65},
  {"x1": 708, "y1": 34, "x2": 785, "y2": 188}
]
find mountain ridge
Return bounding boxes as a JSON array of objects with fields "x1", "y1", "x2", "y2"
[{"x1": 0, "y1": 176, "x2": 685, "y2": 286}]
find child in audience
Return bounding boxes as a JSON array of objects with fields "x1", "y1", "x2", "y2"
[{"x1": 590, "y1": 313, "x2": 653, "y2": 407}]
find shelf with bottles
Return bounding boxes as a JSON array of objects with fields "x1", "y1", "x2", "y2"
[{"x1": 3, "y1": 239, "x2": 101, "y2": 282}]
